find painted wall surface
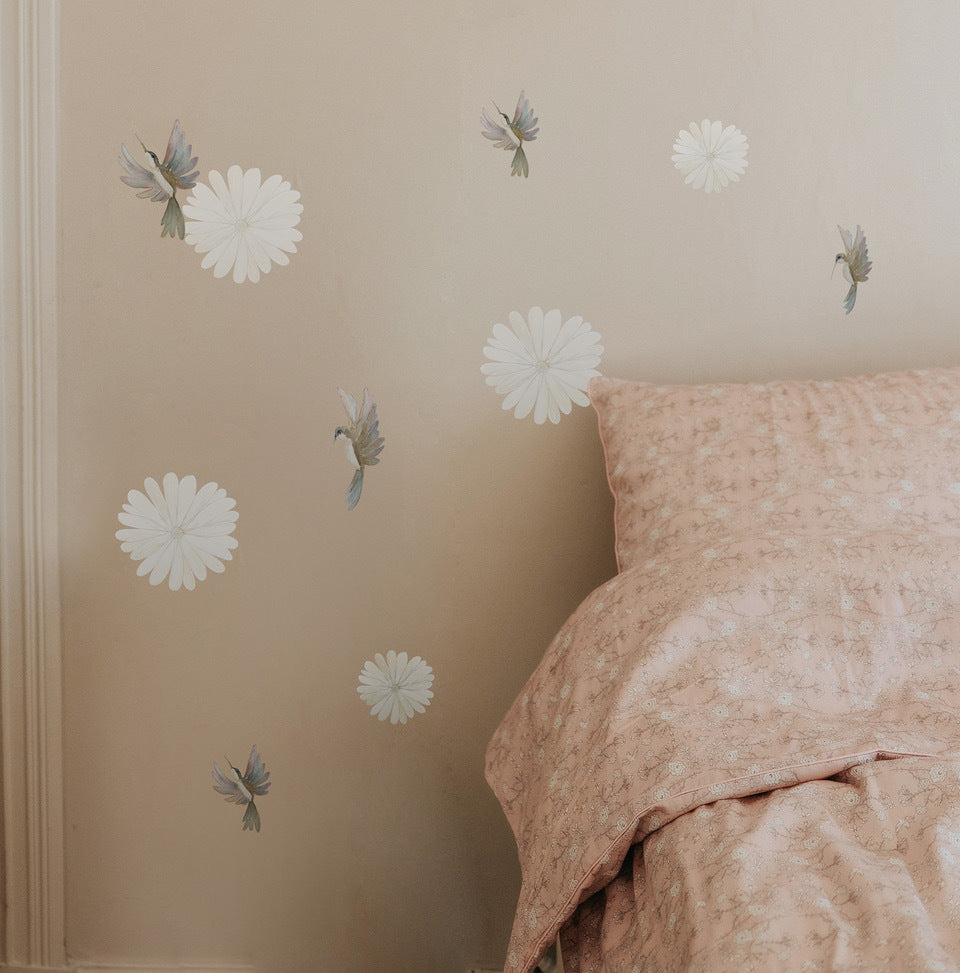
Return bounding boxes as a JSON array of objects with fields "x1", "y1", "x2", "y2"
[{"x1": 56, "y1": 1, "x2": 959, "y2": 970}]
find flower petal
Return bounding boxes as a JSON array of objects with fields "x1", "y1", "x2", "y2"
[
  {"x1": 672, "y1": 120, "x2": 748, "y2": 193},
  {"x1": 185, "y1": 166, "x2": 302, "y2": 283},
  {"x1": 116, "y1": 474, "x2": 238, "y2": 590},
  {"x1": 482, "y1": 308, "x2": 603, "y2": 424}
]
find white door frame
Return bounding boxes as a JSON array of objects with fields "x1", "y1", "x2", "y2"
[
  {"x1": 0, "y1": 9, "x2": 255, "y2": 971},
  {"x1": 0, "y1": 0, "x2": 65, "y2": 967}
]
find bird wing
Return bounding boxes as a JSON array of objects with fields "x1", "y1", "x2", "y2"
[
  {"x1": 212, "y1": 762, "x2": 248, "y2": 804},
  {"x1": 837, "y1": 225, "x2": 853, "y2": 256},
  {"x1": 512, "y1": 90, "x2": 539, "y2": 141},
  {"x1": 119, "y1": 143, "x2": 170, "y2": 200},
  {"x1": 353, "y1": 389, "x2": 385, "y2": 467},
  {"x1": 161, "y1": 119, "x2": 199, "y2": 189},
  {"x1": 846, "y1": 225, "x2": 871, "y2": 283},
  {"x1": 481, "y1": 107, "x2": 518, "y2": 151},
  {"x1": 243, "y1": 745, "x2": 271, "y2": 796},
  {"x1": 338, "y1": 387, "x2": 359, "y2": 424}
]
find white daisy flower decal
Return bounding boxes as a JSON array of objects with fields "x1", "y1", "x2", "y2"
[
  {"x1": 116, "y1": 472, "x2": 238, "y2": 591},
  {"x1": 481, "y1": 307, "x2": 603, "y2": 424},
  {"x1": 182, "y1": 165, "x2": 303, "y2": 283},
  {"x1": 357, "y1": 651, "x2": 434, "y2": 725},
  {"x1": 672, "y1": 119, "x2": 748, "y2": 193}
]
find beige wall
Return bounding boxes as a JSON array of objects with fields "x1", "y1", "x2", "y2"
[{"x1": 54, "y1": 1, "x2": 959, "y2": 970}]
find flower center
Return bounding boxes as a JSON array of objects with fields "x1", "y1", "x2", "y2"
[
  {"x1": 171, "y1": 526, "x2": 184, "y2": 539},
  {"x1": 536, "y1": 359, "x2": 551, "y2": 373},
  {"x1": 235, "y1": 218, "x2": 249, "y2": 232}
]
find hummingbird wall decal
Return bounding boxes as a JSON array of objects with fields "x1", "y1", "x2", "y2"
[
  {"x1": 211, "y1": 745, "x2": 271, "y2": 833},
  {"x1": 481, "y1": 91, "x2": 539, "y2": 178},
  {"x1": 334, "y1": 387, "x2": 385, "y2": 510},
  {"x1": 119, "y1": 119, "x2": 199, "y2": 239},
  {"x1": 834, "y1": 224, "x2": 872, "y2": 314}
]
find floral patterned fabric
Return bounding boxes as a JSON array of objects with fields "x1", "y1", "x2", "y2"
[
  {"x1": 485, "y1": 367, "x2": 960, "y2": 973},
  {"x1": 560, "y1": 757, "x2": 960, "y2": 972},
  {"x1": 587, "y1": 368, "x2": 960, "y2": 572}
]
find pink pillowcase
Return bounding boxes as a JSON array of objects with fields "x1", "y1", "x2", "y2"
[{"x1": 589, "y1": 368, "x2": 960, "y2": 572}]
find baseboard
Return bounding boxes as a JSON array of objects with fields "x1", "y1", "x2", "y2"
[
  {"x1": 1, "y1": 966, "x2": 254, "y2": 972},
  {"x1": 0, "y1": 966, "x2": 66, "y2": 973},
  {"x1": 74, "y1": 967, "x2": 254, "y2": 972}
]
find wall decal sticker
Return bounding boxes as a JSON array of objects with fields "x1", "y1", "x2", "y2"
[
  {"x1": 334, "y1": 388, "x2": 385, "y2": 510},
  {"x1": 672, "y1": 119, "x2": 748, "y2": 193},
  {"x1": 182, "y1": 166, "x2": 303, "y2": 283},
  {"x1": 481, "y1": 307, "x2": 604, "y2": 424},
  {"x1": 115, "y1": 472, "x2": 238, "y2": 591},
  {"x1": 212, "y1": 745, "x2": 271, "y2": 833},
  {"x1": 118, "y1": 119, "x2": 199, "y2": 239},
  {"x1": 357, "y1": 651, "x2": 434, "y2": 725},
  {"x1": 834, "y1": 224, "x2": 872, "y2": 313},
  {"x1": 481, "y1": 91, "x2": 539, "y2": 178}
]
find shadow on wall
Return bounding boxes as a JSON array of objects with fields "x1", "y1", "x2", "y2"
[
  {"x1": 433, "y1": 402, "x2": 616, "y2": 963},
  {"x1": 444, "y1": 403, "x2": 617, "y2": 711}
]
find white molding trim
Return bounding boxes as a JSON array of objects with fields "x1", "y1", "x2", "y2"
[{"x1": 0, "y1": 0, "x2": 64, "y2": 968}]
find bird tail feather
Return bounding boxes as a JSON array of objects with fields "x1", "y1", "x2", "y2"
[
  {"x1": 242, "y1": 800, "x2": 261, "y2": 832},
  {"x1": 160, "y1": 195, "x2": 185, "y2": 239},
  {"x1": 843, "y1": 282, "x2": 857, "y2": 314},
  {"x1": 510, "y1": 145, "x2": 529, "y2": 178},
  {"x1": 346, "y1": 468, "x2": 363, "y2": 510}
]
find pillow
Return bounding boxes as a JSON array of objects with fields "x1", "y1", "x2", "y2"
[{"x1": 589, "y1": 367, "x2": 960, "y2": 572}]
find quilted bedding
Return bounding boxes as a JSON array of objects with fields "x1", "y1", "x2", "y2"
[{"x1": 486, "y1": 368, "x2": 960, "y2": 973}]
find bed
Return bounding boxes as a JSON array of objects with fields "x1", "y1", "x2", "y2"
[{"x1": 486, "y1": 366, "x2": 960, "y2": 973}]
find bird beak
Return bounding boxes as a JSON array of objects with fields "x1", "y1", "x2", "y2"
[{"x1": 136, "y1": 134, "x2": 147, "y2": 152}]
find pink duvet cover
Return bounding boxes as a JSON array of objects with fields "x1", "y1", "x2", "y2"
[
  {"x1": 560, "y1": 758, "x2": 960, "y2": 972},
  {"x1": 486, "y1": 527, "x2": 960, "y2": 972}
]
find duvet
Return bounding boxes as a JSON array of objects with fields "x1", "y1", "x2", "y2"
[{"x1": 486, "y1": 526, "x2": 960, "y2": 972}]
